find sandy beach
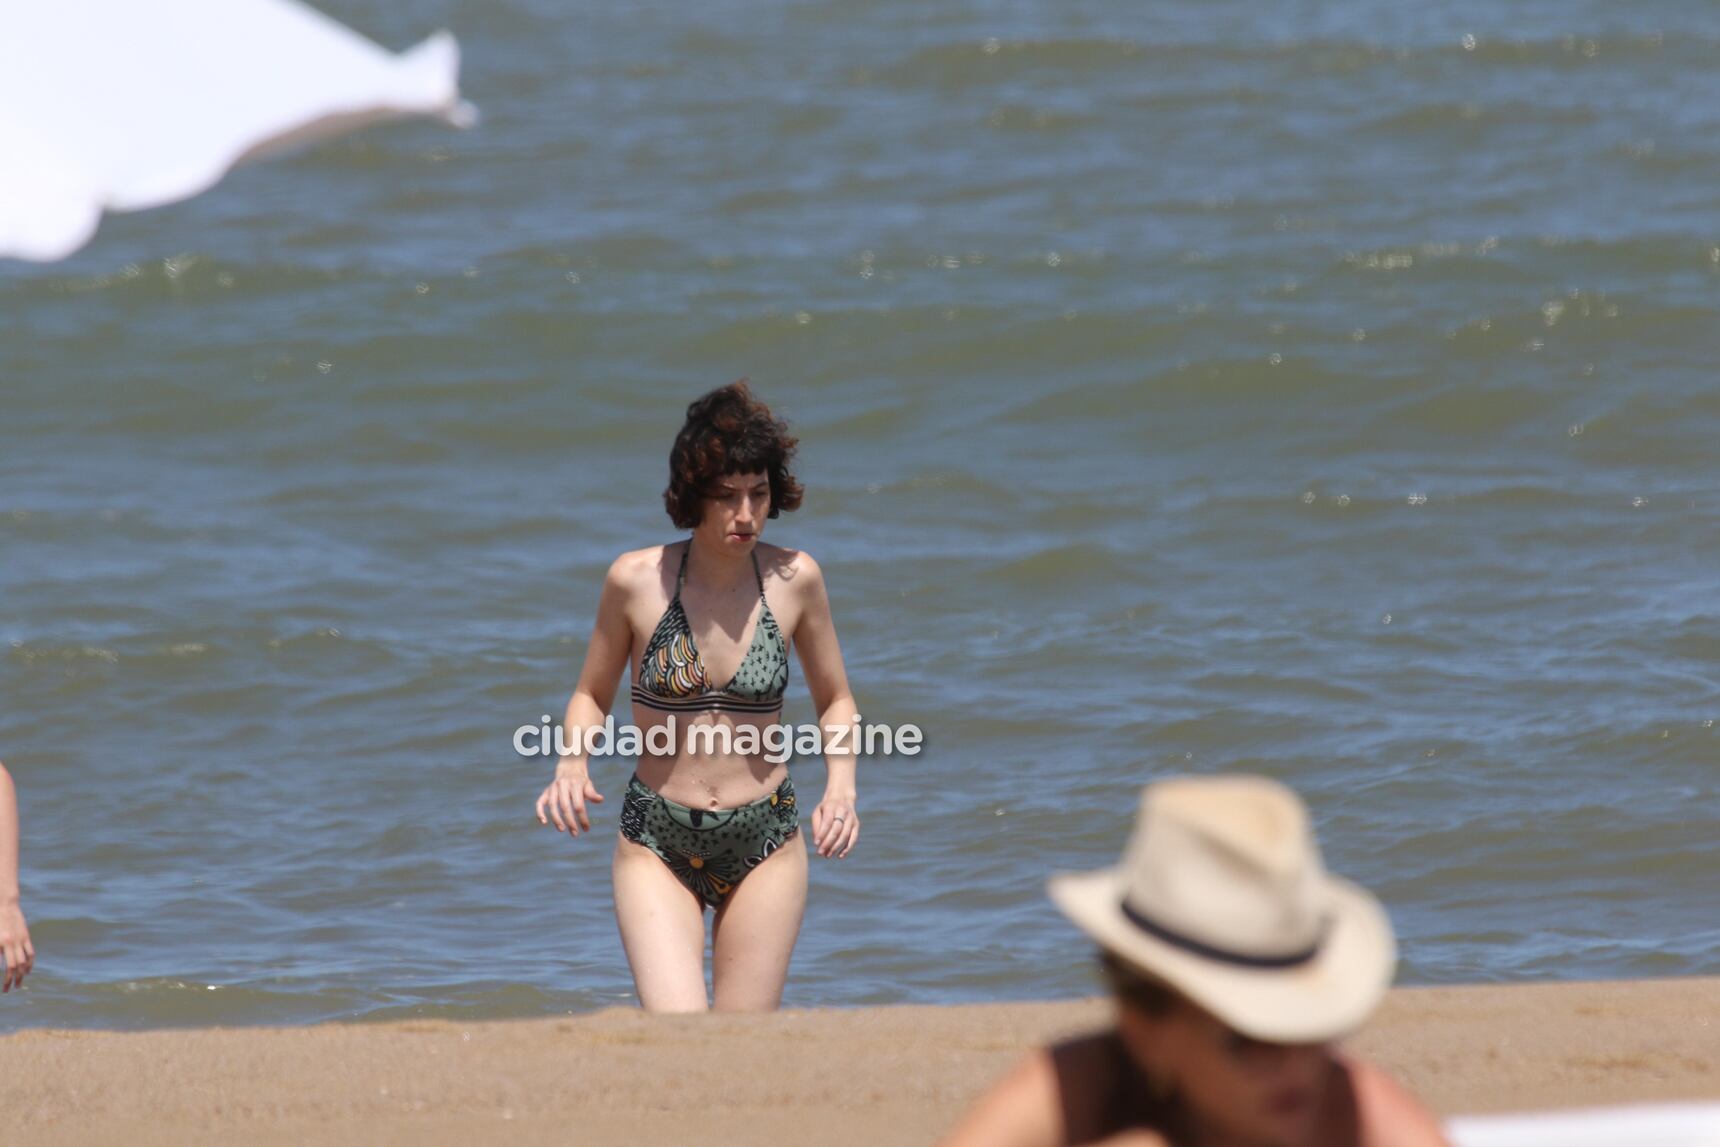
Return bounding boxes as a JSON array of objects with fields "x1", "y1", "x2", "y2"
[{"x1": 2, "y1": 978, "x2": 1715, "y2": 1145}]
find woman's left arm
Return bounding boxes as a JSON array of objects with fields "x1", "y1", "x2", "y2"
[{"x1": 791, "y1": 552, "x2": 860, "y2": 859}]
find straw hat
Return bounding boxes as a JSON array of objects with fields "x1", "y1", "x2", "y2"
[{"x1": 1048, "y1": 775, "x2": 1396, "y2": 1044}]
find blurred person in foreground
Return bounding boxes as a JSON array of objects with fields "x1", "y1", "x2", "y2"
[
  {"x1": 941, "y1": 775, "x2": 1450, "y2": 1147},
  {"x1": 1, "y1": 761, "x2": 34, "y2": 993}
]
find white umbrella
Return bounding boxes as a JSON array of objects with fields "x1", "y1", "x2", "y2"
[{"x1": 0, "y1": 0, "x2": 474, "y2": 262}]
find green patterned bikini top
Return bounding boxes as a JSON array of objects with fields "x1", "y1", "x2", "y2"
[{"x1": 632, "y1": 544, "x2": 789, "y2": 715}]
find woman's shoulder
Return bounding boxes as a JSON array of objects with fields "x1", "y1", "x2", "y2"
[
  {"x1": 755, "y1": 542, "x2": 825, "y2": 595},
  {"x1": 941, "y1": 1034, "x2": 1172, "y2": 1147},
  {"x1": 760, "y1": 543, "x2": 825, "y2": 584},
  {"x1": 938, "y1": 1046, "x2": 1063, "y2": 1147},
  {"x1": 603, "y1": 544, "x2": 680, "y2": 594},
  {"x1": 1048, "y1": 1031, "x2": 1173, "y2": 1146},
  {"x1": 1339, "y1": 1055, "x2": 1452, "y2": 1147}
]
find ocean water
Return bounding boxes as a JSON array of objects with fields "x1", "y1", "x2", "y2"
[{"x1": 1, "y1": 0, "x2": 1717, "y2": 1031}]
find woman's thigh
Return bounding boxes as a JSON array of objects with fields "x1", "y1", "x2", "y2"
[
  {"x1": 709, "y1": 831, "x2": 807, "y2": 1012},
  {"x1": 611, "y1": 835, "x2": 710, "y2": 1012}
]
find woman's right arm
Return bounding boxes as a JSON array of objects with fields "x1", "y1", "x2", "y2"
[{"x1": 535, "y1": 556, "x2": 638, "y2": 838}]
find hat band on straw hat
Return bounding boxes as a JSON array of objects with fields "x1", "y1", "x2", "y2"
[{"x1": 1119, "y1": 897, "x2": 1330, "y2": 970}]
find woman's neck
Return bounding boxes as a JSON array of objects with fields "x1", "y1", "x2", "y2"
[{"x1": 685, "y1": 536, "x2": 754, "y2": 591}]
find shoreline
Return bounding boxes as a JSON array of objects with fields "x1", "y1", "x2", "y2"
[{"x1": 3, "y1": 978, "x2": 1716, "y2": 1145}]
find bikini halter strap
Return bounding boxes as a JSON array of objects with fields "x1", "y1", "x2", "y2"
[{"x1": 676, "y1": 543, "x2": 765, "y2": 598}]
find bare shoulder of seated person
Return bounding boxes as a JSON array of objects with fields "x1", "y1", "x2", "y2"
[
  {"x1": 939, "y1": 1034, "x2": 1176, "y2": 1147},
  {"x1": 1348, "y1": 1056, "x2": 1452, "y2": 1147}
]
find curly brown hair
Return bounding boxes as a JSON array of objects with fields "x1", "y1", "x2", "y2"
[{"x1": 663, "y1": 380, "x2": 804, "y2": 529}]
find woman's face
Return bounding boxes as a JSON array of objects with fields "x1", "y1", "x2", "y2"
[
  {"x1": 1117, "y1": 997, "x2": 1333, "y2": 1146},
  {"x1": 698, "y1": 470, "x2": 771, "y2": 551}
]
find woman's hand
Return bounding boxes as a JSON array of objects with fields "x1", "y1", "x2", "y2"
[
  {"x1": 0, "y1": 901, "x2": 32, "y2": 992},
  {"x1": 536, "y1": 763, "x2": 605, "y2": 838},
  {"x1": 811, "y1": 792, "x2": 859, "y2": 859}
]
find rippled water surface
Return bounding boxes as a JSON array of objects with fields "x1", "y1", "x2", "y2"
[{"x1": 2, "y1": 0, "x2": 1717, "y2": 1030}]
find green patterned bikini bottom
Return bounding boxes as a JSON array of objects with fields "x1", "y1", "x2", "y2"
[{"x1": 618, "y1": 774, "x2": 799, "y2": 910}]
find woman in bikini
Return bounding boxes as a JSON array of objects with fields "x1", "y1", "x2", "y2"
[{"x1": 534, "y1": 381, "x2": 859, "y2": 1012}]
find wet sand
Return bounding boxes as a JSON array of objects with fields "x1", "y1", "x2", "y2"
[{"x1": 2, "y1": 979, "x2": 1715, "y2": 1146}]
